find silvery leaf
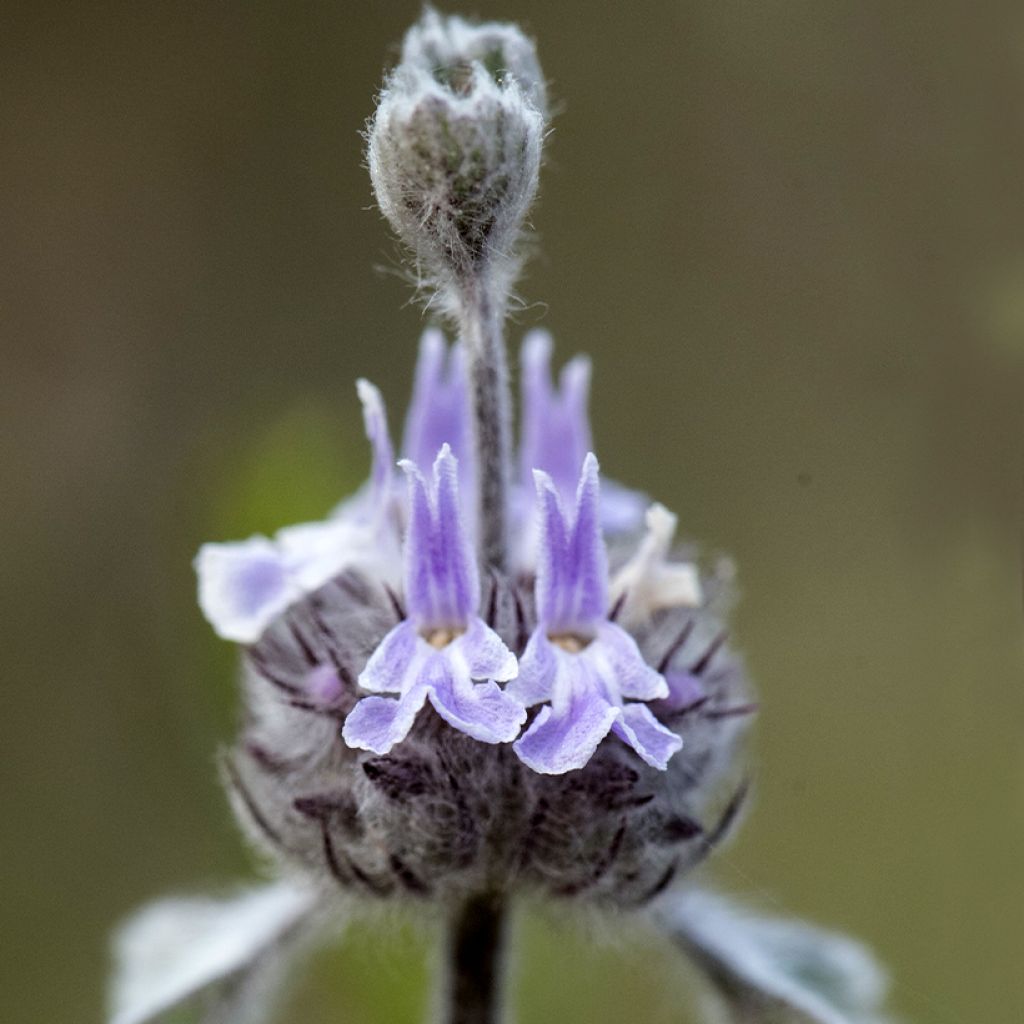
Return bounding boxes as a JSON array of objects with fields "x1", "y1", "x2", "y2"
[
  {"x1": 109, "y1": 879, "x2": 325, "y2": 1024},
  {"x1": 653, "y1": 888, "x2": 894, "y2": 1024}
]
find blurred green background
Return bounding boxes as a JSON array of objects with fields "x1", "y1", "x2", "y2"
[{"x1": 3, "y1": 1, "x2": 1022, "y2": 1021}]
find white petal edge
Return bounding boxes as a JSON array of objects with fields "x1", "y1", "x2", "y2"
[
  {"x1": 109, "y1": 879, "x2": 320, "y2": 1024},
  {"x1": 195, "y1": 539, "x2": 299, "y2": 644},
  {"x1": 652, "y1": 888, "x2": 893, "y2": 1024}
]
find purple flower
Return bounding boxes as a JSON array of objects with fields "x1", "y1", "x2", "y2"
[
  {"x1": 518, "y1": 331, "x2": 646, "y2": 540},
  {"x1": 519, "y1": 330, "x2": 592, "y2": 509},
  {"x1": 508, "y1": 454, "x2": 683, "y2": 774},
  {"x1": 194, "y1": 381, "x2": 399, "y2": 643},
  {"x1": 402, "y1": 328, "x2": 473, "y2": 500},
  {"x1": 342, "y1": 446, "x2": 525, "y2": 754}
]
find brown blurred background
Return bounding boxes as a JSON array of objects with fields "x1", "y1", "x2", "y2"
[{"x1": 3, "y1": 2, "x2": 1023, "y2": 1021}]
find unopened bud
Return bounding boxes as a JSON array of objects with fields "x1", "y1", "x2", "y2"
[
  {"x1": 367, "y1": 12, "x2": 546, "y2": 290},
  {"x1": 401, "y1": 9, "x2": 547, "y2": 117}
]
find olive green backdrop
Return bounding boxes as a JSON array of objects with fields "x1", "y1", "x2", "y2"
[{"x1": 2, "y1": 2, "x2": 1022, "y2": 1022}]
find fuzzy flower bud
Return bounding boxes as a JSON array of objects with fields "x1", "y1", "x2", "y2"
[{"x1": 367, "y1": 11, "x2": 545, "y2": 294}]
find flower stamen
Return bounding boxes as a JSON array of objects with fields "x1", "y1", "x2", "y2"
[
  {"x1": 548, "y1": 632, "x2": 590, "y2": 654},
  {"x1": 424, "y1": 626, "x2": 465, "y2": 650}
]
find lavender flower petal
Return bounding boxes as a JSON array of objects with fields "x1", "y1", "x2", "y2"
[
  {"x1": 612, "y1": 703, "x2": 683, "y2": 770},
  {"x1": 518, "y1": 331, "x2": 646, "y2": 536},
  {"x1": 341, "y1": 681, "x2": 431, "y2": 755},
  {"x1": 504, "y1": 629, "x2": 560, "y2": 707},
  {"x1": 599, "y1": 478, "x2": 649, "y2": 533},
  {"x1": 453, "y1": 616, "x2": 518, "y2": 682},
  {"x1": 519, "y1": 330, "x2": 592, "y2": 506},
  {"x1": 533, "y1": 453, "x2": 607, "y2": 632},
  {"x1": 513, "y1": 662, "x2": 620, "y2": 775},
  {"x1": 660, "y1": 670, "x2": 706, "y2": 712},
  {"x1": 275, "y1": 518, "x2": 374, "y2": 591},
  {"x1": 305, "y1": 664, "x2": 343, "y2": 703},
  {"x1": 358, "y1": 619, "x2": 421, "y2": 694},
  {"x1": 427, "y1": 658, "x2": 526, "y2": 744},
  {"x1": 356, "y1": 378, "x2": 394, "y2": 513},
  {"x1": 402, "y1": 329, "x2": 473, "y2": 497},
  {"x1": 195, "y1": 380, "x2": 402, "y2": 642},
  {"x1": 401, "y1": 446, "x2": 478, "y2": 628},
  {"x1": 593, "y1": 621, "x2": 668, "y2": 702},
  {"x1": 195, "y1": 539, "x2": 296, "y2": 644}
]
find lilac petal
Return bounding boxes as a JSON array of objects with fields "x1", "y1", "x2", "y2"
[
  {"x1": 599, "y1": 478, "x2": 648, "y2": 534},
  {"x1": 452, "y1": 616, "x2": 518, "y2": 682},
  {"x1": 402, "y1": 329, "x2": 473, "y2": 497},
  {"x1": 533, "y1": 453, "x2": 608, "y2": 632},
  {"x1": 513, "y1": 663, "x2": 619, "y2": 774},
  {"x1": 195, "y1": 539, "x2": 296, "y2": 644},
  {"x1": 400, "y1": 446, "x2": 478, "y2": 628},
  {"x1": 592, "y1": 621, "x2": 668, "y2": 702},
  {"x1": 662, "y1": 670, "x2": 706, "y2": 712},
  {"x1": 504, "y1": 629, "x2": 558, "y2": 707},
  {"x1": 519, "y1": 330, "x2": 592, "y2": 506},
  {"x1": 358, "y1": 619, "x2": 421, "y2": 694},
  {"x1": 612, "y1": 702, "x2": 683, "y2": 770},
  {"x1": 341, "y1": 682, "x2": 430, "y2": 754},
  {"x1": 427, "y1": 658, "x2": 526, "y2": 744},
  {"x1": 305, "y1": 664, "x2": 343, "y2": 703},
  {"x1": 276, "y1": 517, "x2": 369, "y2": 591},
  {"x1": 356, "y1": 378, "x2": 394, "y2": 514}
]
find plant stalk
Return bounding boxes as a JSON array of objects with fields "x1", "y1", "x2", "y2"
[
  {"x1": 457, "y1": 273, "x2": 512, "y2": 573},
  {"x1": 443, "y1": 892, "x2": 508, "y2": 1024}
]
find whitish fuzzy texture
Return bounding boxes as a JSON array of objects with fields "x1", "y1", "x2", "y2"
[
  {"x1": 401, "y1": 9, "x2": 548, "y2": 116},
  {"x1": 653, "y1": 889, "x2": 893, "y2": 1024},
  {"x1": 226, "y1": 560, "x2": 752, "y2": 907},
  {"x1": 109, "y1": 880, "x2": 323, "y2": 1024},
  {"x1": 367, "y1": 13, "x2": 545, "y2": 305}
]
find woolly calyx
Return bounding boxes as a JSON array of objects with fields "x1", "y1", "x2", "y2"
[
  {"x1": 367, "y1": 12, "x2": 545, "y2": 300},
  {"x1": 401, "y1": 9, "x2": 547, "y2": 117}
]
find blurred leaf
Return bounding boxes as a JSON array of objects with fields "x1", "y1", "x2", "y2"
[
  {"x1": 109, "y1": 879, "x2": 326, "y2": 1024},
  {"x1": 652, "y1": 889, "x2": 893, "y2": 1024}
]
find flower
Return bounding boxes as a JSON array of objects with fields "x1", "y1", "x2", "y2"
[
  {"x1": 509, "y1": 455, "x2": 683, "y2": 773},
  {"x1": 193, "y1": 378, "x2": 398, "y2": 644},
  {"x1": 110, "y1": 12, "x2": 894, "y2": 1024},
  {"x1": 402, "y1": 328, "x2": 473, "y2": 498},
  {"x1": 341, "y1": 445, "x2": 525, "y2": 754},
  {"x1": 518, "y1": 330, "x2": 647, "y2": 538}
]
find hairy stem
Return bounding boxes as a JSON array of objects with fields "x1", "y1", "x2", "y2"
[
  {"x1": 443, "y1": 892, "x2": 508, "y2": 1024},
  {"x1": 457, "y1": 274, "x2": 512, "y2": 572}
]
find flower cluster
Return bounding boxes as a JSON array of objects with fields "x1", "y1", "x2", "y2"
[
  {"x1": 189, "y1": 324, "x2": 752, "y2": 918},
  {"x1": 198, "y1": 330, "x2": 705, "y2": 777}
]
